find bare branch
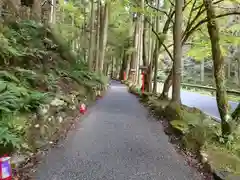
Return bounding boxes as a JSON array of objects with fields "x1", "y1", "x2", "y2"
[
  {"x1": 160, "y1": 44, "x2": 173, "y2": 53},
  {"x1": 193, "y1": 0, "x2": 224, "y2": 11},
  {"x1": 169, "y1": 0, "x2": 174, "y2": 7},
  {"x1": 182, "y1": 4, "x2": 205, "y2": 40},
  {"x1": 146, "y1": 0, "x2": 191, "y2": 25},
  {"x1": 185, "y1": 0, "x2": 198, "y2": 32},
  {"x1": 145, "y1": 0, "x2": 174, "y2": 23},
  {"x1": 183, "y1": 11, "x2": 240, "y2": 44},
  {"x1": 151, "y1": 27, "x2": 174, "y2": 61}
]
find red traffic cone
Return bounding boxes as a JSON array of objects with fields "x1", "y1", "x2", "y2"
[
  {"x1": 0, "y1": 155, "x2": 12, "y2": 180},
  {"x1": 79, "y1": 103, "x2": 86, "y2": 114}
]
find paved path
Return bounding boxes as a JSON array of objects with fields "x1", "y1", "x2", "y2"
[{"x1": 33, "y1": 81, "x2": 202, "y2": 180}]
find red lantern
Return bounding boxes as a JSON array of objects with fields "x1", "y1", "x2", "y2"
[
  {"x1": 0, "y1": 156, "x2": 12, "y2": 180},
  {"x1": 79, "y1": 103, "x2": 86, "y2": 114}
]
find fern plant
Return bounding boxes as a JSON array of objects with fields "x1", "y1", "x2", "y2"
[
  {"x1": 23, "y1": 91, "x2": 50, "y2": 112},
  {"x1": 0, "y1": 126, "x2": 21, "y2": 150},
  {"x1": 0, "y1": 113, "x2": 22, "y2": 154}
]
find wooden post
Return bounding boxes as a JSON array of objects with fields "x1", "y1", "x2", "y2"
[{"x1": 141, "y1": 72, "x2": 145, "y2": 93}]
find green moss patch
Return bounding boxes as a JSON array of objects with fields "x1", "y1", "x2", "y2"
[
  {"x1": 130, "y1": 88, "x2": 240, "y2": 177},
  {"x1": 202, "y1": 143, "x2": 240, "y2": 175}
]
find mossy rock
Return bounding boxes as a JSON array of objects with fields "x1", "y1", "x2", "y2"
[
  {"x1": 124, "y1": 80, "x2": 133, "y2": 86},
  {"x1": 128, "y1": 84, "x2": 135, "y2": 92},
  {"x1": 182, "y1": 132, "x2": 204, "y2": 153},
  {"x1": 201, "y1": 144, "x2": 240, "y2": 179},
  {"x1": 128, "y1": 84, "x2": 140, "y2": 95},
  {"x1": 139, "y1": 92, "x2": 151, "y2": 102},
  {"x1": 165, "y1": 102, "x2": 206, "y2": 123},
  {"x1": 147, "y1": 99, "x2": 169, "y2": 117},
  {"x1": 165, "y1": 102, "x2": 182, "y2": 121},
  {"x1": 170, "y1": 120, "x2": 189, "y2": 134},
  {"x1": 150, "y1": 100, "x2": 162, "y2": 110},
  {"x1": 120, "y1": 80, "x2": 125, "y2": 84}
]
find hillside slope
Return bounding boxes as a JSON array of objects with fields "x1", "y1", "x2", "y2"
[{"x1": 0, "y1": 20, "x2": 108, "y2": 156}]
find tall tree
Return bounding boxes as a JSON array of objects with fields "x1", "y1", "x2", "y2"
[
  {"x1": 203, "y1": 0, "x2": 232, "y2": 136},
  {"x1": 88, "y1": 0, "x2": 95, "y2": 71},
  {"x1": 152, "y1": 0, "x2": 161, "y2": 93},
  {"x1": 95, "y1": 0, "x2": 101, "y2": 72},
  {"x1": 128, "y1": 13, "x2": 139, "y2": 82},
  {"x1": 172, "y1": 0, "x2": 183, "y2": 103},
  {"x1": 32, "y1": 0, "x2": 42, "y2": 21},
  {"x1": 99, "y1": 1, "x2": 110, "y2": 72},
  {"x1": 50, "y1": 0, "x2": 57, "y2": 24},
  {"x1": 137, "y1": 0, "x2": 145, "y2": 85}
]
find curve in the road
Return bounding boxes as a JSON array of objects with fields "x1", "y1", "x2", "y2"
[
  {"x1": 156, "y1": 82, "x2": 238, "y2": 121},
  {"x1": 181, "y1": 90, "x2": 238, "y2": 121},
  {"x1": 33, "y1": 81, "x2": 202, "y2": 180}
]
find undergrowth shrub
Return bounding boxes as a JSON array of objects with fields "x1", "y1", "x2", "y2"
[
  {"x1": 0, "y1": 79, "x2": 50, "y2": 153},
  {"x1": 169, "y1": 107, "x2": 240, "y2": 165},
  {"x1": 0, "y1": 19, "x2": 108, "y2": 155},
  {"x1": 0, "y1": 113, "x2": 24, "y2": 154},
  {"x1": 0, "y1": 20, "x2": 46, "y2": 64}
]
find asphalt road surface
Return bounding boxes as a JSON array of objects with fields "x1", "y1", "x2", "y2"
[
  {"x1": 181, "y1": 91, "x2": 238, "y2": 120},
  {"x1": 33, "y1": 81, "x2": 202, "y2": 180},
  {"x1": 155, "y1": 82, "x2": 238, "y2": 120}
]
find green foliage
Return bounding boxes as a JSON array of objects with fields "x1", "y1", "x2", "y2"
[
  {"x1": 0, "y1": 71, "x2": 20, "y2": 84},
  {"x1": 0, "y1": 114, "x2": 23, "y2": 152},
  {"x1": 0, "y1": 71, "x2": 50, "y2": 153},
  {"x1": 180, "y1": 0, "x2": 240, "y2": 62},
  {"x1": 59, "y1": 65, "x2": 108, "y2": 91},
  {"x1": 56, "y1": 0, "x2": 85, "y2": 42},
  {"x1": 156, "y1": 70, "x2": 167, "y2": 80},
  {"x1": 202, "y1": 143, "x2": 240, "y2": 175},
  {"x1": 0, "y1": 20, "x2": 47, "y2": 65},
  {"x1": 169, "y1": 106, "x2": 240, "y2": 165},
  {"x1": 107, "y1": 1, "x2": 131, "y2": 61},
  {"x1": 0, "y1": 126, "x2": 21, "y2": 151},
  {"x1": 23, "y1": 91, "x2": 50, "y2": 112},
  {"x1": 169, "y1": 107, "x2": 221, "y2": 151},
  {"x1": 0, "y1": 79, "x2": 50, "y2": 113},
  {"x1": 170, "y1": 120, "x2": 189, "y2": 134},
  {"x1": 0, "y1": 1, "x2": 109, "y2": 155}
]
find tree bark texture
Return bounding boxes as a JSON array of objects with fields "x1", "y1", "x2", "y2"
[
  {"x1": 232, "y1": 103, "x2": 240, "y2": 121},
  {"x1": 32, "y1": 0, "x2": 41, "y2": 21},
  {"x1": 119, "y1": 51, "x2": 128, "y2": 80},
  {"x1": 99, "y1": 2, "x2": 109, "y2": 72},
  {"x1": 204, "y1": 0, "x2": 232, "y2": 135},
  {"x1": 142, "y1": 18, "x2": 150, "y2": 92},
  {"x1": 152, "y1": 7, "x2": 173, "y2": 94},
  {"x1": 160, "y1": 68, "x2": 173, "y2": 99},
  {"x1": 95, "y1": 0, "x2": 101, "y2": 72},
  {"x1": 172, "y1": 0, "x2": 183, "y2": 103},
  {"x1": 128, "y1": 18, "x2": 138, "y2": 82},
  {"x1": 152, "y1": 0, "x2": 161, "y2": 93},
  {"x1": 88, "y1": 0, "x2": 95, "y2": 71}
]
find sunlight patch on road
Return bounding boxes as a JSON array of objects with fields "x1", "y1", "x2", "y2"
[{"x1": 110, "y1": 86, "x2": 126, "y2": 89}]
